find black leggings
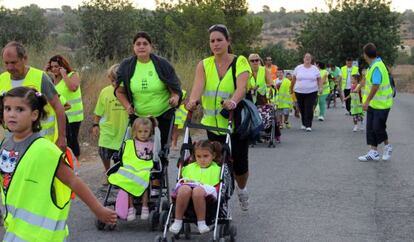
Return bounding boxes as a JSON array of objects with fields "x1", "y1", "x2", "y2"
[
  {"x1": 207, "y1": 131, "x2": 249, "y2": 176},
  {"x1": 66, "y1": 121, "x2": 81, "y2": 157},
  {"x1": 295, "y1": 91, "x2": 318, "y2": 128},
  {"x1": 344, "y1": 89, "x2": 351, "y2": 113}
]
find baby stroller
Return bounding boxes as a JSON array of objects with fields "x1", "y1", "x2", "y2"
[
  {"x1": 155, "y1": 111, "x2": 236, "y2": 242},
  {"x1": 251, "y1": 88, "x2": 277, "y2": 148},
  {"x1": 95, "y1": 113, "x2": 174, "y2": 231}
]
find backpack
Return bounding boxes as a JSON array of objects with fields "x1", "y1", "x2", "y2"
[{"x1": 231, "y1": 56, "x2": 264, "y2": 140}]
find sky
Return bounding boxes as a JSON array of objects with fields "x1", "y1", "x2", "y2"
[{"x1": 1, "y1": 0, "x2": 413, "y2": 12}]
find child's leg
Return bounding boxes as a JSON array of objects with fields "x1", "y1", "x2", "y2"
[
  {"x1": 129, "y1": 195, "x2": 134, "y2": 208},
  {"x1": 172, "y1": 125, "x2": 179, "y2": 149},
  {"x1": 192, "y1": 186, "x2": 207, "y2": 221},
  {"x1": 141, "y1": 190, "x2": 149, "y2": 208},
  {"x1": 174, "y1": 185, "x2": 192, "y2": 220},
  {"x1": 353, "y1": 115, "x2": 358, "y2": 125}
]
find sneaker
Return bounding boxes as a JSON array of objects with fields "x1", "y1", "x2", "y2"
[
  {"x1": 169, "y1": 221, "x2": 182, "y2": 234},
  {"x1": 301, "y1": 125, "x2": 306, "y2": 130},
  {"x1": 382, "y1": 144, "x2": 393, "y2": 161},
  {"x1": 275, "y1": 136, "x2": 281, "y2": 143},
  {"x1": 353, "y1": 125, "x2": 358, "y2": 132},
  {"x1": 198, "y1": 224, "x2": 210, "y2": 234},
  {"x1": 285, "y1": 122, "x2": 291, "y2": 129},
  {"x1": 140, "y1": 207, "x2": 149, "y2": 220},
  {"x1": 237, "y1": 187, "x2": 249, "y2": 211},
  {"x1": 318, "y1": 116, "x2": 324, "y2": 121},
  {"x1": 358, "y1": 150, "x2": 380, "y2": 162},
  {"x1": 127, "y1": 207, "x2": 136, "y2": 221},
  {"x1": 305, "y1": 127, "x2": 312, "y2": 132}
]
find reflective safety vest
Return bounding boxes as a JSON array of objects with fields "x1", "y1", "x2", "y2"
[
  {"x1": 108, "y1": 139, "x2": 153, "y2": 197},
  {"x1": 181, "y1": 161, "x2": 221, "y2": 186},
  {"x1": 363, "y1": 59, "x2": 393, "y2": 110},
  {"x1": 276, "y1": 78, "x2": 293, "y2": 109},
  {"x1": 2, "y1": 137, "x2": 71, "y2": 242},
  {"x1": 249, "y1": 66, "x2": 267, "y2": 95},
  {"x1": 341, "y1": 65, "x2": 359, "y2": 90},
  {"x1": 350, "y1": 91, "x2": 363, "y2": 115},
  {"x1": 320, "y1": 69, "x2": 330, "y2": 95},
  {"x1": 201, "y1": 56, "x2": 236, "y2": 134},
  {"x1": 0, "y1": 68, "x2": 58, "y2": 142},
  {"x1": 55, "y1": 72, "x2": 84, "y2": 123},
  {"x1": 174, "y1": 90, "x2": 188, "y2": 129}
]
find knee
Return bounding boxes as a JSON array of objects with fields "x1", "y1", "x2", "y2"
[
  {"x1": 192, "y1": 187, "x2": 205, "y2": 198},
  {"x1": 178, "y1": 185, "x2": 192, "y2": 196}
]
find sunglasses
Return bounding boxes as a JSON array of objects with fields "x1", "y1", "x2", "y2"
[
  {"x1": 208, "y1": 24, "x2": 230, "y2": 36},
  {"x1": 250, "y1": 59, "x2": 260, "y2": 63}
]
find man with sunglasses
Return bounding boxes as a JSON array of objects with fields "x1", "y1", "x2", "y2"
[{"x1": 264, "y1": 56, "x2": 278, "y2": 81}]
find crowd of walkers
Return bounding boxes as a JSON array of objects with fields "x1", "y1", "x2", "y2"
[{"x1": 0, "y1": 23, "x2": 393, "y2": 241}]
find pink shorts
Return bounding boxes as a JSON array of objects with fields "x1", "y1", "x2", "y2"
[{"x1": 171, "y1": 181, "x2": 217, "y2": 201}]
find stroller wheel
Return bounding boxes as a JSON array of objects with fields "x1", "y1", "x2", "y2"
[
  {"x1": 154, "y1": 235, "x2": 166, "y2": 242},
  {"x1": 95, "y1": 219, "x2": 106, "y2": 231},
  {"x1": 161, "y1": 198, "x2": 170, "y2": 211},
  {"x1": 159, "y1": 210, "x2": 169, "y2": 231},
  {"x1": 184, "y1": 223, "x2": 191, "y2": 239},
  {"x1": 149, "y1": 210, "x2": 160, "y2": 231}
]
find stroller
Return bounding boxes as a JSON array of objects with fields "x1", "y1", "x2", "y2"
[
  {"x1": 95, "y1": 113, "x2": 174, "y2": 231},
  {"x1": 251, "y1": 87, "x2": 277, "y2": 148},
  {"x1": 155, "y1": 111, "x2": 236, "y2": 242}
]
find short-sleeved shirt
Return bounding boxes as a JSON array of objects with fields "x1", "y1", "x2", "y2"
[
  {"x1": 11, "y1": 71, "x2": 57, "y2": 102},
  {"x1": 329, "y1": 66, "x2": 341, "y2": 79},
  {"x1": 94, "y1": 85, "x2": 129, "y2": 150},
  {"x1": 134, "y1": 140, "x2": 154, "y2": 161},
  {"x1": 293, "y1": 64, "x2": 321, "y2": 94},
  {"x1": 130, "y1": 60, "x2": 171, "y2": 117},
  {"x1": 0, "y1": 133, "x2": 41, "y2": 194},
  {"x1": 369, "y1": 57, "x2": 383, "y2": 85}
]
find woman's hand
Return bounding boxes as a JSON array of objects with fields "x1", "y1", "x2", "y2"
[
  {"x1": 222, "y1": 99, "x2": 237, "y2": 110},
  {"x1": 126, "y1": 104, "x2": 135, "y2": 115},
  {"x1": 185, "y1": 99, "x2": 199, "y2": 111},
  {"x1": 169, "y1": 93, "x2": 180, "y2": 107},
  {"x1": 59, "y1": 67, "x2": 67, "y2": 77}
]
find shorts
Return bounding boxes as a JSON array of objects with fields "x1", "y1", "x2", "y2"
[
  {"x1": 276, "y1": 108, "x2": 290, "y2": 116},
  {"x1": 98, "y1": 147, "x2": 118, "y2": 161},
  {"x1": 172, "y1": 182, "x2": 217, "y2": 201}
]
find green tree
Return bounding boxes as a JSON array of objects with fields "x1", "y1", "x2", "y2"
[
  {"x1": 259, "y1": 43, "x2": 300, "y2": 69},
  {"x1": 297, "y1": 0, "x2": 401, "y2": 67}
]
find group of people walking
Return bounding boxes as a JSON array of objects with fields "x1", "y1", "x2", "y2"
[{"x1": 0, "y1": 23, "x2": 394, "y2": 241}]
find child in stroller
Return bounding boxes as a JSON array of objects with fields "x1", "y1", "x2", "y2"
[
  {"x1": 107, "y1": 117, "x2": 160, "y2": 221},
  {"x1": 169, "y1": 140, "x2": 222, "y2": 234}
]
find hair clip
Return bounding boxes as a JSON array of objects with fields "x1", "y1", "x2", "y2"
[{"x1": 35, "y1": 92, "x2": 42, "y2": 97}]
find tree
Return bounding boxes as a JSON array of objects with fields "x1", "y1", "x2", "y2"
[
  {"x1": 296, "y1": 0, "x2": 401, "y2": 67},
  {"x1": 259, "y1": 43, "x2": 300, "y2": 69}
]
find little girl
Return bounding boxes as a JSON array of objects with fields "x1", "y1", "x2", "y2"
[
  {"x1": 0, "y1": 87, "x2": 116, "y2": 241},
  {"x1": 344, "y1": 74, "x2": 364, "y2": 131},
  {"x1": 169, "y1": 140, "x2": 222, "y2": 234},
  {"x1": 108, "y1": 117, "x2": 159, "y2": 221}
]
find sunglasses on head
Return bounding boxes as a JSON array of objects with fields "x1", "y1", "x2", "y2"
[{"x1": 250, "y1": 59, "x2": 260, "y2": 63}]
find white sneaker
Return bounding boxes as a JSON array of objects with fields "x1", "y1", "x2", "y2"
[
  {"x1": 305, "y1": 127, "x2": 312, "y2": 132},
  {"x1": 127, "y1": 207, "x2": 136, "y2": 221},
  {"x1": 318, "y1": 116, "x2": 324, "y2": 121},
  {"x1": 140, "y1": 207, "x2": 149, "y2": 220},
  {"x1": 197, "y1": 223, "x2": 210, "y2": 234},
  {"x1": 382, "y1": 144, "x2": 393, "y2": 161},
  {"x1": 353, "y1": 125, "x2": 358, "y2": 132},
  {"x1": 237, "y1": 187, "x2": 249, "y2": 211},
  {"x1": 358, "y1": 150, "x2": 380, "y2": 162},
  {"x1": 301, "y1": 125, "x2": 306, "y2": 130},
  {"x1": 169, "y1": 221, "x2": 182, "y2": 234}
]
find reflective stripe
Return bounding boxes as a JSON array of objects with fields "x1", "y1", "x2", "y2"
[
  {"x1": 3, "y1": 231, "x2": 26, "y2": 242},
  {"x1": 277, "y1": 93, "x2": 291, "y2": 98},
  {"x1": 203, "y1": 90, "x2": 231, "y2": 99},
  {"x1": 379, "y1": 84, "x2": 391, "y2": 91},
  {"x1": 67, "y1": 98, "x2": 82, "y2": 105},
  {"x1": 39, "y1": 127, "x2": 54, "y2": 136},
  {"x1": 203, "y1": 109, "x2": 217, "y2": 116},
  {"x1": 372, "y1": 94, "x2": 393, "y2": 101},
  {"x1": 7, "y1": 205, "x2": 67, "y2": 231},
  {"x1": 117, "y1": 169, "x2": 148, "y2": 187},
  {"x1": 44, "y1": 116, "x2": 55, "y2": 123},
  {"x1": 123, "y1": 165, "x2": 152, "y2": 174},
  {"x1": 66, "y1": 110, "x2": 83, "y2": 117},
  {"x1": 277, "y1": 100, "x2": 292, "y2": 105}
]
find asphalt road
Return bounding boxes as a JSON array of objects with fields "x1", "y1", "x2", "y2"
[{"x1": 1, "y1": 93, "x2": 414, "y2": 242}]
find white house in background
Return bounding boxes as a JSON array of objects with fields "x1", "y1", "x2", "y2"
[{"x1": 397, "y1": 45, "x2": 412, "y2": 56}]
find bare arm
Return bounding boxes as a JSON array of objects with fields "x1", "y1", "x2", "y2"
[
  {"x1": 265, "y1": 68, "x2": 273, "y2": 86},
  {"x1": 56, "y1": 159, "x2": 117, "y2": 224},
  {"x1": 186, "y1": 61, "x2": 206, "y2": 110},
  {"x1": 115, "y1": 86, "x2": 134, "y2": 115},
  {"x1": 62, "y1": 71, "x2": 81, "y2": 92},
  {"x1": 92, "y1": 115, "x2": 101, "y2": 138},
  {"x1": 290, "y1": 75, "x2": 296, "y2": 94},
  {"x1": 363, "y1": 84, "x2": 379, "y2": 111},
  {"x1": 49, "y1": 94, "x2": 66, "y2": 151}
]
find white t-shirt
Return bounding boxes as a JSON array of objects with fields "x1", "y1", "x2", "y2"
[
  {"x1": 346, "y1": 68, "x2": 352, "y2": 89},
  {"x1": 293, "y1": 64, "x2": 320, "y2": 94}
]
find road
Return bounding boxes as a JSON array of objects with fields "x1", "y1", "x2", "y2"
[{"x1": 1, "y1": 93, "x2": 414, "y2": 241}]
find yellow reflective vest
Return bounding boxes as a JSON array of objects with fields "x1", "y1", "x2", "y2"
[
  {"x1": 363, "y1": 59, "x2": 393, "y2": 110},
  {"x1": 341, "y1": 65, "x2": 359, "y2": 90},
  {"x1": 174, "y1": 90, "x2": 188, "y2": 129},
  {"x1": 55, "y1": 72, "x2": 84, "y2": 123},
  {"x1": 320, "y1": 69, "x2": 330, "y2": 95},
  {"x1": 108, "y1": 139, "x2": 153, "y2": 197},
  {"x1": 181, "y1": 162, "x2": 220, "y2": 186},
  {"x1": 276, "y1": 78, "x2": 293, "y2": 109},
  {"x1": 0, "y1": 68, "x2": 58, "y2": 142},
  {"x1": 1, "y1": 137, "x2": 71, "y2": 242}
]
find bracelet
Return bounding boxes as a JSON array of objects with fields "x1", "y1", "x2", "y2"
[
  {"x1": 229, "y1": 100, "x2": 237, "y2": 108},
  {"x1": 92, "y1": 123, "x2": 99, "y2": 128}
]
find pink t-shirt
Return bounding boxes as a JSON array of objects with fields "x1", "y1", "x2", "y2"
[
  {"x1": 134, "y1": 140, "x2": 153, "y2": 160},
  {"x1": 293, "y1": 64, "x2": 320, "y2": 94}
]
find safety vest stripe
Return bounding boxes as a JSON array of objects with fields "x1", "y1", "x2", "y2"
[
  {"x1": 277, "y1": 93, "x2": 291, "y2": 98},
  {"x1": 39, "y1": 127, "x2": 55, "y2": 136},
  {"x1": 44, "y1": 116, "x2": 55, "y2": 123},
  {"x1": 203, "y1": 109, "x2": 217, "y2": 116},
  {"x1": 117, "y1": 169, "x2": 148, "y2": 187},
  {"x1": 203, "y1": 91, "x2": 231, "y2": 99},
  {"x1": 7, "y1": 205, "x2": 67, "y2": 231},
  {"x1": 372, "y1": 94, "x2": 393, "y2": 101},
  {"x1": 364, "y1": 84, "x2": 391, "y2": 93},
  {"x1": 3, "y1": 231, "x2": 26, "y2": 242},
  {"x1": 66, "y1": 110, "x2": 83, "y2": 116},
  {"x1": 123, "y1": 165, "x2": 152, "y2": 174},
  {"x1": 67, "y1": 98, "x2": 82, "y2": 105},
  {"x1": 277, "y1": 100, "x2": 292, "y2": 105}
]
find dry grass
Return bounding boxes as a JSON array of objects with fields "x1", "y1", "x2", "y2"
[{"x1": 392, "y1": 64, "x2": 414, "y2": 93}]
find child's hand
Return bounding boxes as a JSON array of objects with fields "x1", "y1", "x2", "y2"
[{"x1": 96, "y1": 206, "x2": 117, "y2": 225}]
